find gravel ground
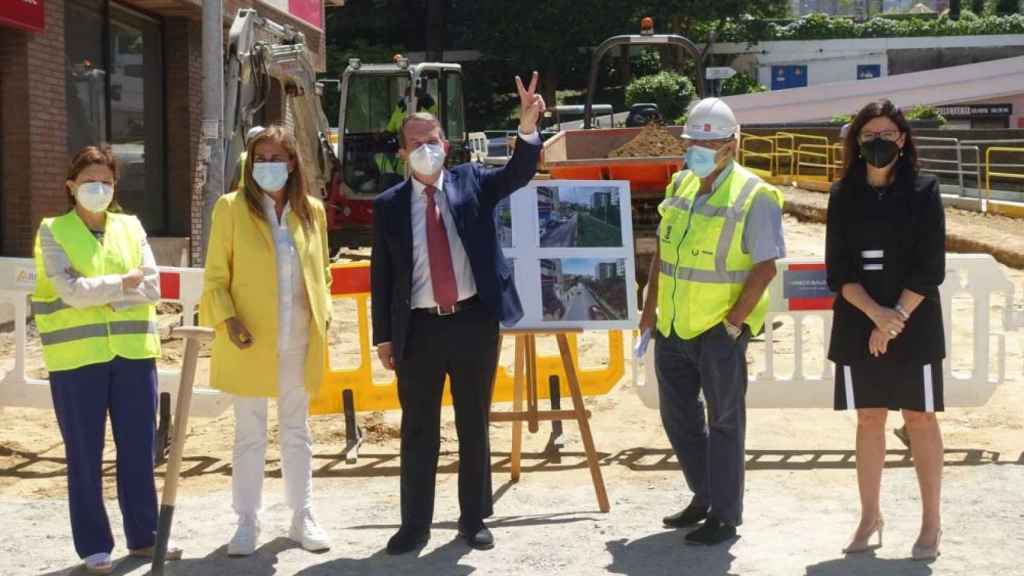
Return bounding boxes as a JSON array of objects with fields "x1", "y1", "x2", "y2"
[{"x1": 2, "y1": 214, "x2": 1023, "y2": 576}]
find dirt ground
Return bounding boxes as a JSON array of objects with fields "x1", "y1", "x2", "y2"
[{"x1": 1, "y1": 214, "x2": 1023, "y2": 576}]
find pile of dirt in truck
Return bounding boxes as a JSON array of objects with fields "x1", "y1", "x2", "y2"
[{"x1": 607, "y1": 124, "x2": 685, "y2": 158}]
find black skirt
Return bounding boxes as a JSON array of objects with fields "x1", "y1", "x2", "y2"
[{"x1": 834, "y1": 356, "x2": 944, "y2": 412}]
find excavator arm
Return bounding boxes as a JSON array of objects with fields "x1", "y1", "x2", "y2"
[{"x1": 223, "y1": 9, "x2": 339, "y2": 197}]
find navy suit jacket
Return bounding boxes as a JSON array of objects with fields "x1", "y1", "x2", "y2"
[{"x1": 370, "y1": 137, "x2": 541, "y2": 361}]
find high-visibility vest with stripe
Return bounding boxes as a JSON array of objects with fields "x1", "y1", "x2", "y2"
[
  {"x1": 656, "y1": 163, "x2": 784, "y2": 340},
  {"x1": 32, "y1": 211, "x2": 160, "y2": 372}
]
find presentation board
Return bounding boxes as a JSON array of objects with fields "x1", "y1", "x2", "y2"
[{"x1": 497, "y1": 180, "x2": 638, "y2": 331}]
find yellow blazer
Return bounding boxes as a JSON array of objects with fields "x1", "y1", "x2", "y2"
[{"x1": 200, "y1": 191, "x2": 332, "y2": 397}]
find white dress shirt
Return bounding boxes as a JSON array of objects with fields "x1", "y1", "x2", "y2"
[
  {"x1": 260, "y1": 194, "x2": 312, "y2": 353},
  {"x1": 410, "y1": 174, "x2": 478, "y2": 309},
  {"x1": 409, "y1": 129, "x2": 542, "y2": 310}
]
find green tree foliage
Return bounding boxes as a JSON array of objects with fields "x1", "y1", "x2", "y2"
[
  {"x1": 625, "y1": 72, "x2": 696, "y2": 121},
  {"x1": 463, "y1": 1, "x2": 636, "y2": 106},
  {"x1": 631, "y1": 1, "x2": 790, "y2": 36},
  {"x1": 995, "y1": 0, "x2": 1021, "y2": 15},
  {"x1": 720, "y1": 72, "x2": 766, "y2": 96},
  {"x1": 711, "y1": 12, "x2": 1024, "y2": 42},
  {"x1": 970, "y1": 0, "x2": 987, "y2": 15},
  {"x1": 631, "y1": 49, "x2": 662, "y2": 78},
  {"x1": 905, "y1": 104, "x2": 948, "y2": 125}
]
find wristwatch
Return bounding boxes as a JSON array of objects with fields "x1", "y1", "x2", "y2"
[
  {"x1": 723, "y1": 319, "x2": 743, "y2": 340},
  {"x1": 894, "y1": 303, "x2": 910, "y2": 321}
]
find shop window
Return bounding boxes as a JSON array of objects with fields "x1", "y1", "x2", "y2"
[{"x1": 65, "y1": 1, "x2": 166, "y2": 233}]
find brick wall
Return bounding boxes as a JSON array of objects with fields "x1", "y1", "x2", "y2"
[
  {"x1": 0, "y1": 0, "x2": 68, "y2": 256},
  {"x1": 0, "y1": 0, "x2": 323, "y2": 260},
  {"x1": 165, "y1": 18, "x2": 202, "y2": 243}
]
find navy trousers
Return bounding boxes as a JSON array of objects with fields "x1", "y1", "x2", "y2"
[
  {"x1": 655, "y1": 325, "x2": 750, "y2": 526},
  {"x1": 49, "y1": 356, "x2": 159, "y2": 558}
]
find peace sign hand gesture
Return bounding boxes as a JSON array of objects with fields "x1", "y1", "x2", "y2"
[{"x1": 516, "y1": 71, "x2": 546, "y2": 136}]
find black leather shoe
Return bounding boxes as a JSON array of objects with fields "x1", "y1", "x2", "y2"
[
  {"x1": 386, "y1": 526, "x2": 430, "y2": 555},
  {"x1": 663, "y1": 504, "x2": 709, "y2": 528},
  {"x1": 685, "y1": 517, "x2": 737, "y2": 546},
  {"x1": 458, "y1": 524, "x2": 495, "y2": 550}
]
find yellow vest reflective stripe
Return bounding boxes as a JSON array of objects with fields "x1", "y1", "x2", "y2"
[
  {"x1": 32, "y1": 211, "x2": 160, "y2": 372},
  {"x1": 656, "y1": 164, "x2": 783, "y2": 340}
]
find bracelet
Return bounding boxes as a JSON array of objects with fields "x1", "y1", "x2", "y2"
[{"x1": 894, "y1": 303, "x2": 910, "y2": 320}]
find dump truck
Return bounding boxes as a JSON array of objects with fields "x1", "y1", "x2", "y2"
[{"x1": 542, "y1": 19, "x2": 708, "y2": 281}]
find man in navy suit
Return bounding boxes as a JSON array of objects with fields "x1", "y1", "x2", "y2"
[{"x1": 371, "y1": 73, "x2": 545, "y2": 554}]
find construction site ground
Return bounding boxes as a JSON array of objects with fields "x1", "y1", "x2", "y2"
[{"x1": 1, "y1": 188, "x2": 1023, "y2": 575}]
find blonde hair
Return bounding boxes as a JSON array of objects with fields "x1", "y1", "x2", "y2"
[{"x1": 242, "y1": 124, "x2": 314, "y2": 229}]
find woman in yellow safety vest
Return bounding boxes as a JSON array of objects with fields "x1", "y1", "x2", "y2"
[
  {"x1": 31, "y1": 145, "x2": 181, "y2": 574},
  {"x1": 201, "y1": 124, "x2": 333, "y2": 556}
]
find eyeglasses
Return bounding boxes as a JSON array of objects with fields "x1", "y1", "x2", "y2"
[{"x1": 859, "y1": 130, "x2": 901, "y2": 143}]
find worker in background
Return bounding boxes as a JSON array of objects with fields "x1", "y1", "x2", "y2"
[
  {"x1": 827, "y1": 100, "x2": 945, "y2": 561},
  {"x1": 32, "y1": 145, "x2": 180, "y2": 574},
  {"x1": 380, "y1": 88, "x2": 438, "y2": 179},
  {"x1": 638, "y1": 98, "x2": 786, "y2": 545},
  {"x1": 371, "y1": 72, "x2": 545, "y2": 555},
  {"x1": 201, "y1": 125, "x2": 334, "y2": 556}
]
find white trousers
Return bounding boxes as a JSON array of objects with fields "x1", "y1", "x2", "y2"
[{"x1": 232, "y1": 348, "x2": 313, "y2": 520}]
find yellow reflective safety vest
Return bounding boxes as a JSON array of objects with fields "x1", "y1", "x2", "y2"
[
  {"x1": 32, "y1": 211, "x2": 160, "y2": 372},
  {"x1": 656, "y1": 163, "x2": 784, "y2": 340}
]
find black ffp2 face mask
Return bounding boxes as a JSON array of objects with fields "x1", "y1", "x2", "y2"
[{"x1": 860, "y1": 139, "x2": 900, "y2": 168}]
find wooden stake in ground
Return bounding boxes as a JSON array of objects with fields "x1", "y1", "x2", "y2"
[{"x1": 152, "y1": 326, "x2": 214, "y2": 574}]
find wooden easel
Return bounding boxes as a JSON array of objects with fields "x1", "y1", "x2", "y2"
[{"x1": 490, "y1": 329, "x2": 611, "y2": 513}]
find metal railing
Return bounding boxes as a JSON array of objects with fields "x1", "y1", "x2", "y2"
[
  {"x1": 985, "y1": 146, "x2": 1024, "y2": 211},
  {"x1": 736, "y1": 131, "x2": 1024, "y2": 209}
]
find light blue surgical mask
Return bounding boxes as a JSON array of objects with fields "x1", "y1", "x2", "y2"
[
  {"x1": 684, "y1": 145, "x2": 720, "y2": 178},
  {"x1": 252, "y1": 161, "x2": 290, "y2": 192}
]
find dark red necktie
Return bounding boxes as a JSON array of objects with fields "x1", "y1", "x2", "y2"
[{"x1": 424, "y1": 186, "x2": 458, "y2": 308}]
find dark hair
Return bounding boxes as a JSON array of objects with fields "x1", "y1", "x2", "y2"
[
  {"x1": 242, "y1": 124, "x2": 314, "y2": 229},
  {"x1": 840, "y1": 99, "x2": 918, "y2": 189},
  {"x1": 65, "y1": 144, "x2": 122, "y2": 211}
]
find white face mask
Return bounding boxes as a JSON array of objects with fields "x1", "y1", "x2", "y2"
[
  {"x1": 75, "y1": 182, "x2": 114, "y2": 214},
  {"x1": 252, "y1": 161, "x2": 290, "y2": 192},
  {"x1": 408, "y1": 143, "x2": 446, "y2": 177}
]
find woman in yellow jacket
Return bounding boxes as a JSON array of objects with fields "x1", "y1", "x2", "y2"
[
  {"x1": 32, "y1": 145, "x2": 181, "y2": 574},
  {"x1": 201, "y1": 125, "x2": 333, "y2": 556}
]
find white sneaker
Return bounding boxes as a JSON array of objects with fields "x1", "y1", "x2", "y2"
[
  {"x1": 227, "y1": 517, "x2": 261, "y2": 557},
  {"x1": 289, "y1": 509, "x2": 330, "y2": 552},
  {"x1": 83, "y1": 552, "x2": 113, "y2": 575}
]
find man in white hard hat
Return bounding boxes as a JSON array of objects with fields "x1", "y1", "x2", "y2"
[{"x1": 638, "y1": 97, "x2": 786, "y2": 545}]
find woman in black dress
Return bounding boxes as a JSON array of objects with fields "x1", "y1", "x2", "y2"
[{"x1": 826, "y1": 100, "x2": 945, "y2": 561}]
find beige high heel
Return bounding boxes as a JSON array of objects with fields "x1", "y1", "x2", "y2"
[
  {"x1": 843, "y1": 517, "x2": 884, "y2": 554},
  {"x1": 912, "y1": 529, "x2": 942, "y2": 561}
]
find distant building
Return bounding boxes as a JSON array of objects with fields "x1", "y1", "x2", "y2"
[
  {"x1": 596, "y1": 262, "x2": 618, "y2": 280},
  {"x1": 591, "y1": 191, "x2": 612, "y2": 211},
  {"x1": 541, "y1": 259, "x2": 562, "y2": 285}
]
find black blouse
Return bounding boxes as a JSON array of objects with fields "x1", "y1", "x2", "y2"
[{"x1": 825, "y1": 172, "x2": 946, "y2": 363}]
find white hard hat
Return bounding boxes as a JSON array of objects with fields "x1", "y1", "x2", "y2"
[{"x1": 683, "y1": 98, "x2": 739, "y2": 140}]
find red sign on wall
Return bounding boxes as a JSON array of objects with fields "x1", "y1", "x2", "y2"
[
  {"x1": 288, "y1": 0, "x2": 322, "y2": 29},
  {"x1": 0, "y1": 0, "x2": 45, "y2": 33}
]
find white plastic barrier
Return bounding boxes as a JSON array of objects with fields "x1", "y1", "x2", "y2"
[
  {"x1": 0, "y1": 257, "x2": 231, "y2": 417},
  {"x1": 636, "y1": 254, "x2": 1024, "y2": 409}
]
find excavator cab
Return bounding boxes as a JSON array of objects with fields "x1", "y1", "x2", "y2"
[{"x1": 333, "y1": 58, "x2": 467, "y2": 230}]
